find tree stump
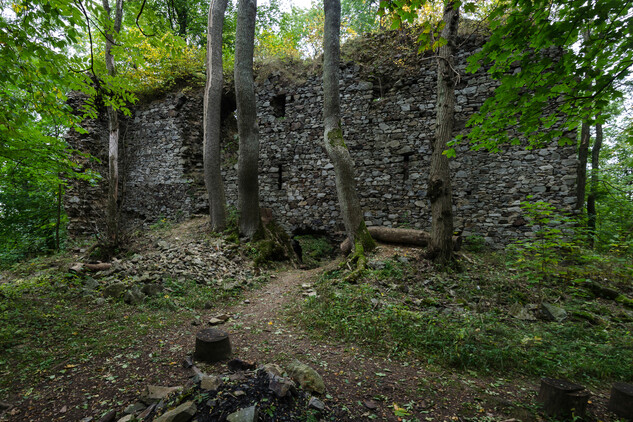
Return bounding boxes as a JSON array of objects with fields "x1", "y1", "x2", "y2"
[
  {"x1": 194, "y1": 328, "x2": 232, "y2": 363},
  {"x1": 608, "y1": 382, "x2": 633, "y2": 420},
  {"x1": 537, "y1": 378, "x2": 590, "y2": 420}
]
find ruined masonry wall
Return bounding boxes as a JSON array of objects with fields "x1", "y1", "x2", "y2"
[{"x1": 65, "y1": 42, "x2": 578, "y2": 246}]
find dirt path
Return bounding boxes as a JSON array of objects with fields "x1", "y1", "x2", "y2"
[{"x1": 195, "y1": 262, "x2": 539, "y2": 422}]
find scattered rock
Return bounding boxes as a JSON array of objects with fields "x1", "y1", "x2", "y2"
[
  {"x1": 123, "y1": 402, "x2": 146, "y2": 415},
  {"x1": 269, "y1": 375, "x2": 297, "y2": 398},
  {"x1": 228, "y1": 358, "x2": 256, "y2": 371},
  {"x1": 123, "y1": 287, "x2": 146, "y2": 305},
  {"x1": 208, "y1": 317, "x2": 224, "y2": 325},
  {"x1": 200, "y1": 374, "x2": 222, "y2": 391},
  {"x1": 140, "y1": 385, "x2": 183, "y2": 405},
  {"x1": 226, "y1": 405, "x2": 258, "y2": 422},
  {"x1": 509, "y1": 303, "x2": 536, "y2": 321},
  {"x1": 182, "y1": 355, "x2": 194, "y2": 368},
  {"x1": 97, "y1": 409, "x2": 116, "y2": 422},
  {"x1": 261, "y1": 363, "x2": 284, "y2": 379},
  {"x1": 153, "y1": 400, "x2": 197, "y2": 422},
  {"x1": 141, "y1": 283, "x2": 163, "y2": 297},
  {"x1": 363, "y1": 399, "x2": 378, "y2": 410},
  {"x1": 286, "y1": 359, "x2": 326, "y2": 395},
  {"x1": 102, "y1": 283, "x2": 127, "y2": 299},
  {"x1": 116, "y1": 415, "x2": 134, "y2": 422},
  {"x1": 540, "y1": 302, "x2": 567, "y2": 322},
  {"x1": 308, "y1": 397, "x2": 325, "y2": 411}
]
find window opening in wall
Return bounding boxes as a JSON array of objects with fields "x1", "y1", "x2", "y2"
[
  {"x1": 271, "y1": 94, "x2": 286, "y2": 118},
  {"x1": 403, "y1": 153, "x2": 413, "y2": 181},
  {"x1": 277, "y1": 163, "x2": 283, "y2": 190}
]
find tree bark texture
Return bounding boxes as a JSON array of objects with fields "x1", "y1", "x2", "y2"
[
  {"x1": 576, "y1": 121, "x2": 590, "y2": 211},
  {"x1": 203, "y1": 0, "x2": 228, "y2": 232},
  {"x1": 235, "y1": 0, "x2": 261, "y2": 239},
  {"x1": 323, "y1": 0, "x2": 374, "y2": 252},
  {"x1": 428, "y1": 1, "x2": 458, "y2": 265},
  {"x1": 587, "y1": 122, "x2": 602, "y2": 248},
  {"x1": 102, "y1": 0, "x2": 123, "y2": 248}
]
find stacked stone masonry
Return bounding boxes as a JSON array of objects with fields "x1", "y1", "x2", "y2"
[{"x1": 65, "y1": 36, "x2": 577, "y2": 247}]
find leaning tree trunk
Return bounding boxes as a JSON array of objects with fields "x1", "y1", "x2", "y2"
[
  {"x1": 102, "y1": 0, "x2": 124, "y2": 249},
  {"x1": 587, "y1": 122, "x2": 602, "y2": 248},
  {"x1": 428, "y1": 0, "x2": 459, "y2": 266},
  {"x1": 234, "y1": 0, "x2": 260, "y2": 239},
  {"x1": 576, "y1": 121, "x2": 590, "y2": 211},
  {"x1": 203, "y1": 0, "x2": 228, "y2": 232},
  {"x1": 323, "y1": 0, "x2": 375, "y2": 253}
]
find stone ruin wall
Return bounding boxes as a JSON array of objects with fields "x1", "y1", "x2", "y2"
[{"x1": 65, "y1": 35, "x2": 578, "y2": 247}]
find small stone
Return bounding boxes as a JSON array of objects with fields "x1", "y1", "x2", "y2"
[
  {"x1": 123, "y1": 402, "x2": 146, "y2": 415},
  {"x1": 227, "y1": 405, "x2": 258, "y2": 422},
  {"x1": 103, "y1": 283, "x2": 127, "y2": 299},
  {"x1": 308, "y1": 397, "x2": 325, "y2": 411},
  {"x1": 97, "y1": 410, "x2": 117, "y2": 422},
  {"x1": 153, "y1": 400, "x2": 196, "y2": 422},
  {"x1": 182, "y1": 356, "x2": 194, "y2": 368},
  {"x1": 200, "y1": 375, "x2": 222, "y2": 391},
  {"x1": 116, "y1": 415, "x2": 133, "y2": 422},
  {"x1": 363, "y1": 399, "x2": 378, "y2": 410},
  {"x1": 261, "y1": 363, "x2": 284, "y2": 379},
  {"x1": 228, "y1": 358, "x2": 256, "y2": 371},
  {"x1": 233, "y1": 390, "x2": 246, "y2": 397},
  {"x1": 208, "y1": 318, "x2": 224, "y2": 326},
  {"x1": 541, "y1": 302, "x2": 567, "y2": 322},
  {"x1": 140, "y1": 385, "x2": 183, "y2": 405},
  {"x1": 123, "y1": 288, "x2": 145, "y2": 305},
  {"x1": 286, "y1": 359, "x2": 326, "y2": 395},
  {"x1": 243, "y1": 299, "x2": 250, "y2": 304},
  {"x1": 269, "y1": 375, "x2": 297, "y2": 398},
  {"x1": 215, "y1": 314, "x2": 230, "y2": 321}
]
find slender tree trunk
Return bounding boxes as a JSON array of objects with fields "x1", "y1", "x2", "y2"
[
  {"x1": 103, "y1": 0, "x2": 123, "y2": 248},
  {"x1": 235, "y1": 0, "x2": 260, "y2": 239},
  {"x1": 323, "y1": 0, "x2": 374, "y2": 252},
  {"x1": 56, "y1": 183, "x2": 62, "y2": 251},
  {"x1": 204, "y1": 0, "x2": 228, "y2": 232},
  {"x1": 428, "y1": 0, "x2": 458, "y2": 266},
  {"x1": 587, "y1": 122, "x2": 602, "y2": 248},
  {"x1": 576, "y1": 121, "x2": 590, "y2": 211}
]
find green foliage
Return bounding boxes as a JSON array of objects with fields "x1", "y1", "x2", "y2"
[
  {"x1": 506, "y1": 200, "x2": 581, "y2": 297},
  {"x1": 454, "y1": 0, "x2": 633, "y2": 153}
]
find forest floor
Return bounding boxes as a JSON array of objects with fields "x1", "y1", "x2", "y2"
[{"x1": 0, "y1": 217, "x2": 632, "y2": 422}]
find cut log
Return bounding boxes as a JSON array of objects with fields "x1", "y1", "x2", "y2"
[
  {"x1": 69, "y1": 262, "x2": 112, "y2": 273},
  {"x1": 537, "y1": 378, "x2": 590, "y2": 420},
  {"x1": 340, "y1": 227, "x2": 461, "y2": 253},
  {"x1": 194, "y1": 328, "x2": 232, "y2": 363},
  {"x1": 608, "y1": 382, "x2": 633, "y2": 420}
]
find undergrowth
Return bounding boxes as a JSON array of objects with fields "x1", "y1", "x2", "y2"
[{"x1": 297, "y1": 250, "x2": 633, "y2": 382}]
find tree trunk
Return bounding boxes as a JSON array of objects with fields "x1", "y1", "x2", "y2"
[
  {"x1": 203, "y1": 0, "x2": 228, "y2": 232},
  {"x1": 587, "y1": 122, "x2": 602, "y2": 248},
  {"x1": 102, "y1": 0, "x2": 124, "y2": 248},
  {"x1": 323, "y1": 0, "x2": 375, "y2": 252},
  {"x1": 428, "y1": 0, "x2": 458, "y2": 266},
  {"x1": 576, "y1": 121, "x2": 590, "y2": 211},
  {"x1": 235, "y1": 0, "x2": 261, "y2": 239},
  {"x1": 55, "y1": 183, "x2": 62, "y2": 251}
]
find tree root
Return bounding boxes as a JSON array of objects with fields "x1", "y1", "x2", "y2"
[{"x1": 342, "y1": 240, "x2": 368, "y2": 283}]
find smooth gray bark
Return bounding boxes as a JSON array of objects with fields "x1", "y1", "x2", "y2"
[
  {"x1": 587, "y1": 122, "x2": 602, "y2": 247},
  {"x1": 576, "y1": 122, "x2": 590, "y2": 210},
  {"x1": 102, "y1": 0, "x2": 123, "y2": 248},
  {"x1": 203, "y1": 0, "x2": 228, "y2": 232},
  {"x1": 323, "y1": 0, "x2": 374, "y2": 251},
  {"x1": 235, "y1": 0, "x2": 260, "y2": 239},
  {"x1": 428, "y1": 0, "x2": 458, "y2": 265}
]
